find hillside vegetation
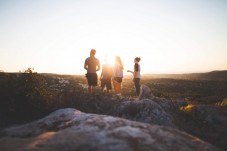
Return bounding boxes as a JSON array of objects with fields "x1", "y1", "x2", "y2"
[{"x1": 0, "y1": 70, "x2": 226, "y2": 150}]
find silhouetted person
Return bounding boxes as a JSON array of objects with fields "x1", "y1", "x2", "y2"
[
  {"x1": 113, "y1": 56, "x2": 124, "y2": 95},
  {"x1": 127, "y1": 57, "x2": 141, "y2": 96},
  {"x1": 100, "y1": 57, "x2": 112, "y2": 93},
  {"x1": 84, "y1": 49, "x2": 100, "y2": 93}
]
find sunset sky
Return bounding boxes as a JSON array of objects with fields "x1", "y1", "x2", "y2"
[{"x1": 0, "y1": 0, "x2": 226, "y2": 75}]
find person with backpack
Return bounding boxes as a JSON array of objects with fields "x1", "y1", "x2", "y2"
[
  {"x1": 84, "y1": 49, "x2": 100, "y2": 93},
  {"x1": 113, "y1": 56, "x2": 124, "y2": 95},
  {"x1": 100, "y1": 57, "x2": 112, "y2": 93},
  {"x1": 127, "y1": 57, "x2": 141, "y2": 96}
]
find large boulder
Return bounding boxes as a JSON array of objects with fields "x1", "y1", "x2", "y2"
[{"x1": 0, "y1": 108, "x2": 220, "y2": 151}]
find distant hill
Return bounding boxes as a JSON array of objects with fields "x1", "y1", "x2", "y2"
[
  {"x1": 143, "y1": 70, "x2": 227, "y2": 81},
  {"x1": 196, "y1": 70, "x2": 227, "y2": 80},
  {"x1": 2, "y1": 70, "x2": 226, "y2": 81}
]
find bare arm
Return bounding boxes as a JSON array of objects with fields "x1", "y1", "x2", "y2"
[
  {"x1": 100, "y1": 70, "x2": 103, "y2": 80},
  {"x1": 96, "y1": 60, "x2": 100, "y2": 71},
  {"x1": 127, "y1": 70, "x2": 137, "y2": 77},
  {"x1": 84, "y1": 60, "x2": 88, "y2": 70},
  {"x1": 127, "y1": 70, "x2": 134, "y2": 74},
  {"x1": 84, "y1": 62, "x2": 88, "y2": 70},
  {"x1": 133, "y1": 71, "x2": 139, "y2": 77},
  {"x1": 129, "y1": 63, "x2": 139, "y2": 77}
]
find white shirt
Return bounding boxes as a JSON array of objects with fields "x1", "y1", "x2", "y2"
[{"x1": 113, "y1": 63, "x2": 123, "y2": 78}]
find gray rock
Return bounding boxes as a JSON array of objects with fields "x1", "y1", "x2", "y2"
[
  {"x1": 115, "y1": 99, "x2": 175, "y2": 127},
  {"x1": 139, "y1": 85, "x2": 153, "y2": 100},
  {"x1": 0, "y1": 108, "x2": 220, "y2": 151},
  {"x1": 138, "y1": 85, "x2": 174, "y2": 110}
]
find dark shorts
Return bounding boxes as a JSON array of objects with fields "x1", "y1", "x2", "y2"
[
  {"x1": 101, "y1": 78, "x2": 112, "y2": 90},
  {"x1": 113, "y1": 77, "x2": 122, "y2": 83},
  {"x1": 86, "y1": 73, "x2": 97, "y2": 86}
]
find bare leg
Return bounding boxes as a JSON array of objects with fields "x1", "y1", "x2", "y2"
[
  {"x1": 114, "y1": 82, "x2": 121, "y2": 94},
  {"x1": 118, "y1": 83, "x2": 122, "y2": 94},
  {"x1": 88, "y1": 86, "x2": 92, "y2": 94},
  {"x1": 113, "y1": 81, "x2": 117, "y2": 94},
  {"x1": 101, "y1": 86, "x2": 105, "y2": 93},
  {"x1": 115, "y1": 83, "x2": 119, "y2": 94}
]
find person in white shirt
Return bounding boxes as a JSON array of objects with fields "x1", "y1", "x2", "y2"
[
  {"x1": 127, "y1": 57, "x2": 141, "y2": 96},
  {"x1": 112, "y1": 56, "x2": 124, "y2": 95}
]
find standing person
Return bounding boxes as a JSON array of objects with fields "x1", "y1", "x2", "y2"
[
  {"x1": 127, "y1": 57, "x2": 141, "y2": 96},
  {"x1": 100, "y1": 57, "x2": 112, "y2": 93},
  {"x1": 84, "y1": 49, "x2": 100, "y2": 93},
  {"x1": 113, "y1": 56, "x2": 124, "y2": 95}
]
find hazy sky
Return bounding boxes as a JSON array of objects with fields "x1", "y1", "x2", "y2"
[{"x1": 0, "y1": 0, "x2": 227, "y2": 74}]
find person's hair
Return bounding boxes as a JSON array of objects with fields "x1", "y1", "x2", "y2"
[
  {"x1": 115, "y1": 56, "x2": 124, "y2": 70},
  {"x1": 90, "y1": 49, "x2": 96, "y2": 55},
  {"x1": 135, "y1": 57, "x2": 141, "y2": 62}
]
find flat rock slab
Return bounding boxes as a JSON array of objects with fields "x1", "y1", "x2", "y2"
[{"x1": 0, "y1": 108, "x2": 220, "y2": 151}]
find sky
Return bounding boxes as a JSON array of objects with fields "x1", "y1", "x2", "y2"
[{"x1": 0, "y1": 0, "x2": 227, "y2": 75}]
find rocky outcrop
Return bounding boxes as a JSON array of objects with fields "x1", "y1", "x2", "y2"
[
  {"x1": 115, "y1": 99, "x2": 175, "y2": 127},
  {"x1": 110, "y1": 85, "x2": 176, "y2": 127},
  {"x1": 138, "y1": 85, "x2": 175, "y2": 110},
  {"x1": 0, "y1": 108, "x2": 220, "y2": 151},
  {"x1": 139, "y1": 85, "x2": 153, "y2": 100}
]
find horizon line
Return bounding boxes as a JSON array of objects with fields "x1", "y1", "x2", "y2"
[{"x1": 1, "y1": 70, "x2": 226, "y2": 76}]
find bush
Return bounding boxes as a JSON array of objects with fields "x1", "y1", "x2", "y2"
[{"x1": 0, "y1": 69, "x2": 56, "y2": 127}]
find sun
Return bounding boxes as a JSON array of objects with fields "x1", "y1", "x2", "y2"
[
  {"x1": 98, "y1": 51, "x2": 134, "y2": 74},
  {"x1": 99, "y1": 55, "x2": 115, "y2": 69},
  {"x1": 98, "y1": 51, "x2": 116, "y2": 67},
  {"x1": 105, "y1": 56, "x2": 115, "y2": 66}
]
